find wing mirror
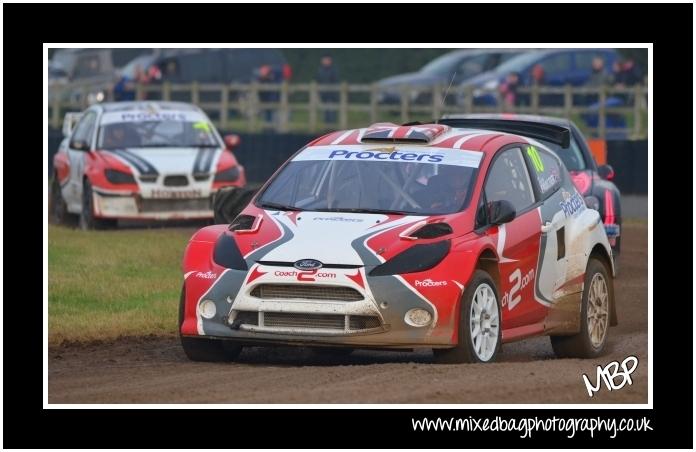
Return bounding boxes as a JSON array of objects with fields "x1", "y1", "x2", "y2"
[
  {"x1": 224, "y1": 134, "x2": 241, "y2": 149},
  {"x1": 70, "y1": 139, "x2": 90, "y2": 151},
  {"x1": 597, "y1": 164, "x2": 615, "y2": 181},
  {"x1": 488, "y1": 200, "x2": 516, "y2": 225}
]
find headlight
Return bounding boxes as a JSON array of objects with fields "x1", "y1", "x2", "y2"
[
  {"x1": 104, "y1": 168, "x2": 136, "y2": 184},
  {"x1": 199, "y1": 300, "x2": 217, "y2": 320},
  {"x1": 213, "y1": 233, "x2": 248, "y2": 270},
  {"x1": 404, "y1": 308, "x2": 432, "y2": 327},
  {"x1": 214, "y1": 166, "x2": 240, "y2": 182},
  {"x1": 584, "y1": 196, "x2": 600, "y2": 211},
  {"x1": 369, "y1": 240, "x2": 450, "y2": 276}
]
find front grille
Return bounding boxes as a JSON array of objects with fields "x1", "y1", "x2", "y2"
[
  {"x1": 251, "y1": 284, "x2": 363, "y2": 302},
  {"x1": 139, "y1": 198, "x2": 210, "y2": 212},
  {"x1": 349, "y1": 315, "x2": 381, "y2": 330},
  {"x1": 163, "y1": 175, "x2": 189, "y2": 187},
  {"x1": 264, "y1": 312, "x2": 345, "y2": 330}
]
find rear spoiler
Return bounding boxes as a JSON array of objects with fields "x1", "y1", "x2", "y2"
[{"x1": 437, "y1": 117, "x2": 570, "y2": 148}]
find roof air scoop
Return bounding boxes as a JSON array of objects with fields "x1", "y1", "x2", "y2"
[{"x1": 361, "y1": 123, "x2": 449, "y2": 144}]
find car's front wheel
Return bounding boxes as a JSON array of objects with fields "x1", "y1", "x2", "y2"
[
  {"x1": 79, "y1": 179, "x2": 117, "y2": 230},
  {"x1": 49, "y1": 173, "x2": 74, "y2": 225},
  {"x1": 433, "y1": 270, "x2": 501, "y2": 364},
  {"x1": 179, "y1": 286, "x2": 242, "y2": 362},
  {"x1": 551, "y1": 257, "x2": 612, "y2": 358}
]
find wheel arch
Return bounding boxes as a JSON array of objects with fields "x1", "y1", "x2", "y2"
[
  {"x1": 589, "y1": 243, "x2": 617, "y2": 326},
  {"x1": 475, "y1": 247, "x2": 500, "y2": 293}
]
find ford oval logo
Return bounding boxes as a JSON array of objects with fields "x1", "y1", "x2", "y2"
[{"x1": 294, "y1": 259, "x2": 323, "y2": 270}]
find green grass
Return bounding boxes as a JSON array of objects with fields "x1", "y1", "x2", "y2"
[{"x1": 48, "y1": 225, "x2": 195, "y2": 345}]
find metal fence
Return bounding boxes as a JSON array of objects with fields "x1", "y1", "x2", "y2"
[{"x1": 48, "y1": 81, "x2": 648, "y2": 139}]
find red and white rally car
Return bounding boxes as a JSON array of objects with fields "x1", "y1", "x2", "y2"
[
  {"x1": 50, "y1": 101, "x2": 245, "y2": 229},
  {"x1": 180, "y1": 122, "x2": 616, "y2": 363}
]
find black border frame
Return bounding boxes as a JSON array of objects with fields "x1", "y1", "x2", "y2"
[{"x1": 3, "y1": 2, "x2": 692, "y2": 449}]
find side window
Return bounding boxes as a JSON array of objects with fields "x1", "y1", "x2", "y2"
[
  {"x1": 499, "y1": 52, "x2": 519, "y2": 64},
  {"x1": 484, "y1": 148, "x2": 535, "y2": 214},
  {"x1": 575, "y1": 51, "x2": 603, "y2": 71},
  {"x1": 539, "y1": 53, "x2": 572, "y2": 76},
  {"x1": 71, "y1": 112, "x2": 96, "y2": 144},
  {"x1": 457, "y1": 54, "x2": 490, "y2": 79},
  {"x1": 525, "y1": 144, "x2": 562, "y2": 198}
]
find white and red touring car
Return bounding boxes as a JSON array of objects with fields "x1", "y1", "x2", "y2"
[
  {"x1": 179, "y1": 122, "x2": 616, "y2": 363},
  {"x1": 51, "y1": 101, "x2": 245, "y2": 228}
]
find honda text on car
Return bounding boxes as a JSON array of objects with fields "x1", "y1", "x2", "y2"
[
  {"x1": 179, "y1": 122, "x2": 616, "y2": 363},
  {"x1": 51, "y1": 101, "x2": 245, "y2": 228}
]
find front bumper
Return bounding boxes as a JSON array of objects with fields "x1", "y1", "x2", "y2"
[
  {"x1": 185, "y1": 266, "x2": 454, "y2": 348},
  {"x1": 93, "y1": 191, "x2": 214, "y2": 220}
]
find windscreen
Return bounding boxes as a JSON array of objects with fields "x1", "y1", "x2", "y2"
[
  {"x1": 98, "y1": 110, "x2": 220, "y2": 149},
  {"x1": 257, "y1": 146, "x2": 483, "y2": 215}
]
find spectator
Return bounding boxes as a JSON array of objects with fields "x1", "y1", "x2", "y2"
[
  {"x1": 315, "y1": 55, "x2": 339, "y2": 123},
  {"x1": 499, "y1": 72, "x2": 520, "y2": 109},
  {"x1": 531, "y1": 64, "x2": 545, "y2": 85},
  {"x1": 588, "y1": 57, "x2": 611, "y2": 86},
  {"x1": 612, "y1": 58, "x2": 642, "y2": 106},
  {"x1": 160, "y1": 59, "x2": 179, "y2": 81},
  {"x1": 578, "y1": 57, "x2": 613, "y2": 105},
  {"x1": 611, "y1": 60, "x2": 627, "y2": 88},
  {"x1": 146, "y1": 64, "x2": 162, "y2": 83},
  {"x1": 619, "y1": 59, "x2": 641, "y2": 87},
  {"x1": 113, "y1": 71, "x2": 135, "y2": 101},
  {"x1": 256, "y1": 64, "x2": 280, "y2": 126},
  {"x1": 113, "y1": 64, "x2": 147, "y2": 102}
]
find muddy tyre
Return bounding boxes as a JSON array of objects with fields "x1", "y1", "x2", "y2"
[
  {"x1": 49, "y1": 174, "x2": 75, "y2": 225},
  {"x1": 433, "y1": 270, "x2": 501, "y2": 364},
  {"x1": 79, "y1": 179, "x2": 117, "y2": 230},
  {"x1": 551, "y1": 258, "x2": 612, "y2": 358}
]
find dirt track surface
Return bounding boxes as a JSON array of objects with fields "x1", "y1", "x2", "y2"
[{"x1": 49, "y1": 224, "x2": 648, "y2": 404}]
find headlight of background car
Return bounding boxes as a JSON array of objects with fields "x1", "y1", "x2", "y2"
[
  {"x1": 369, "y1": 240, "x2": 450, "y2": 276},
  {"x1": 584, "y1": 195, "x2": 600, "y2": 211},
  {"x1": 214, "y1": 167, "x2": 240, "y2": 182},
  {"x1": 104, "y1": 168, "x2": 136, "y2": 184}
]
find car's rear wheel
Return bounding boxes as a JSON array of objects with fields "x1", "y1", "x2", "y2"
[
  {"x1": 433, "y1": 270, "x2": 501, "y2": 364},
  {"x1": 551, "y1": 257, "x2": 612, "y2": 358},
  {"x1": 79, "y1": 179, "x2": 117, "y2": 230},
  {"x1": 179, "y1": 285, "x2": 242, "y2": 362}
]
